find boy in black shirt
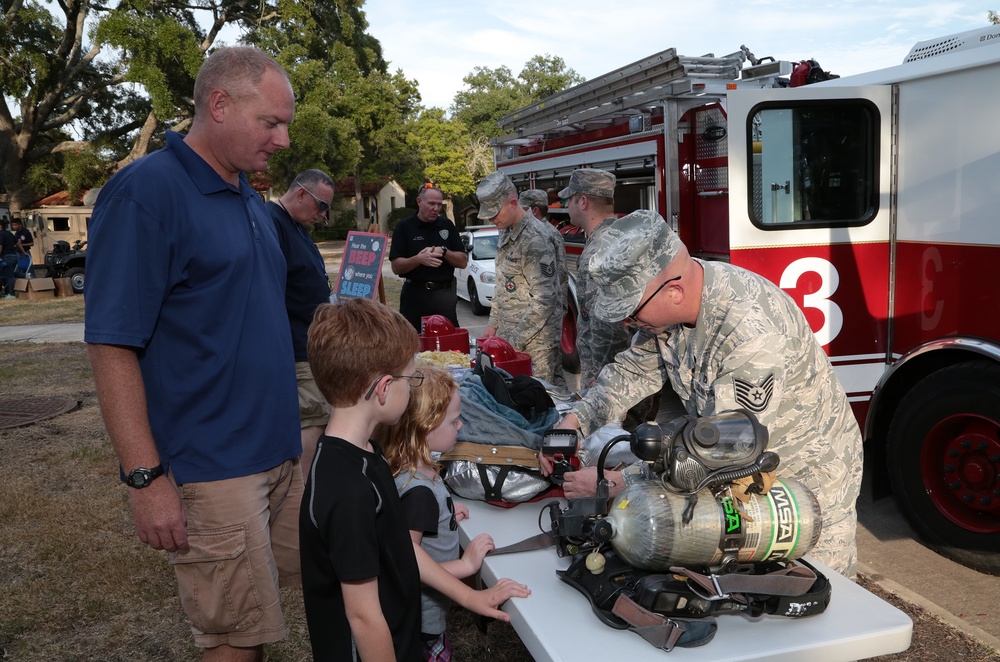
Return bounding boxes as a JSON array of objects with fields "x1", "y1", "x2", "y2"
[{"x1": 302, "y1": 298, "x2": 530, "y2": 660}]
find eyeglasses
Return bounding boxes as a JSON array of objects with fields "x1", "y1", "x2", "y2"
[
  {"x1": 364, "y1": 370, "x2": 425, "y2": 400},
  {"x1": 297, "y1": 183, "x2": 330, "y2": 214},
  {"x1": 446, "y1": 496, "x2": 458, "y2": 531},
  {"x1": 623, "y1": 275, "x2": 681, "y2": 326}
]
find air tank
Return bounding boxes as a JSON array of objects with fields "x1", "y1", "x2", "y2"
[{"x1": 607, "y1": 478, "x2": 822, "y2": 570}]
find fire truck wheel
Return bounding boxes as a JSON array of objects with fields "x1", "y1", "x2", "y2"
[
  {"x1": 467, "y1": 278, "x2": 487, "y2": 316},
  {"x1": 887, "y1": 360, "x2": 1000, "y2": 575}
]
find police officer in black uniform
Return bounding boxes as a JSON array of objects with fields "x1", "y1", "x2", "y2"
[{"x1": 389, "y1": 184, "x2": 468, "y2": 330}]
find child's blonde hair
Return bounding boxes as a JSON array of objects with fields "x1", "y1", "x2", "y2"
[{"x1": 376, "y1": 367, "x2": 458, "y2": 480}]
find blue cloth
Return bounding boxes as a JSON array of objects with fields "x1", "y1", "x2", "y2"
[
  {"x1": 456, "y1": 372, "x2": 560, "y2": 449},
  {"x1": 84, "y1": 130, "x2": 300, "y2": 484},
  {"x1": 1, "y1": 229, "x2": 16, "y2": 294},
  {"x1": 0, "y1": 229, "x2": 16, "y2": 256},
  {"x1": 267, "y1": 201, "x2": 330, "y2": 362}
]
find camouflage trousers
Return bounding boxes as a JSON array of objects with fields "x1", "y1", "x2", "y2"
[{"x1": 523, "y1": 335, "x2": 561, "y2": 386}]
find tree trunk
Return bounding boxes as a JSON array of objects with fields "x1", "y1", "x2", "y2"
[
  {"x1": 354, "y1": 165, "x2": 364, "y2": 230},
  {"x1": 117, "y1": 111, "x2": 160, "y2": 169}
]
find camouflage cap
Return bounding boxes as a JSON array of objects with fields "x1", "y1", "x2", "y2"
[
  {"x1": 476, "y1": 171, "x2": 516, "y2": 220},
  {"x1": 518, "y1": 189, "x2": 548, "y2": 209},
  {"x1": 588, "y1": 209, "x2": 684, "y2": 323},
  {"x1": 557, "y1": 168, "x2": 616, "y2": 199}
]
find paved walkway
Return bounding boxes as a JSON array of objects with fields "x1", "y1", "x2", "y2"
[{"x1": 0, "y1": 323, "x2": 84, "y2": 343}]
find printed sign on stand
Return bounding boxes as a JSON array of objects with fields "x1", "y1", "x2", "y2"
[{"x1": 334, "y1": 231, "x2": 387, "y2": 302}]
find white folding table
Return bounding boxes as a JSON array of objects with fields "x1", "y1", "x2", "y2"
[{"x1": 457, "y1": 497, "x2": 912, "y2": 662}]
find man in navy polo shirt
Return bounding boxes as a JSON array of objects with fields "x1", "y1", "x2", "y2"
[
  {"x1": 267, "y1": 168, "x2": 334, "y2": 477},
  {"x1": 85, "y1": 47, "x2": 302, "y2": 661}
]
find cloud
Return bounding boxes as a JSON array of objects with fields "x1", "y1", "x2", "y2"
[{"x1": 364, "y1": 0, "x2": 989, "y2": 109}]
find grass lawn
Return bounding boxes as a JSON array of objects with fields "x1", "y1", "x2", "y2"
[{"x1": 0, "y1": 294, "x2": 86, "y2": 325}]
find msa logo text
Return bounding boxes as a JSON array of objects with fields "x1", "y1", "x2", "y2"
[{"x1": 771, "y1": 486, "x2": 795, "y2": 544}]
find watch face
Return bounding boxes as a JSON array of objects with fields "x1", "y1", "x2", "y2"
[{"x1": 127, "y1": 466, "x2": 162, "y2": 488}]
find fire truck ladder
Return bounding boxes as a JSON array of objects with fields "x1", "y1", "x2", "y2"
[{"x1": 496, "y1": 49, "x2": 745, "y2": 142}]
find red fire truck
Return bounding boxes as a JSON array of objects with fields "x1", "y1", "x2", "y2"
[{"x1": 493, "y1": 26, "x2": 1000, "y2": 574}]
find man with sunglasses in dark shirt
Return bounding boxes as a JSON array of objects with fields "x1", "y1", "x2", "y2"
[{"x1": 268, "y1": 169, "x2": 335, "y2": 477}]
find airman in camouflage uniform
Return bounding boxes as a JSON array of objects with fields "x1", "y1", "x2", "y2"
[
  {"x1": 558, "y1": 169, "x2": 631, "y2": 387},
  {"x1": 559, "y1": 211, "x2": 863, "y2": 577},
  {"x1": 477, "y1": 172, "x2": 566, "y2": 384},
  {"x1": 519, "y1": 188, "x2": 569, "y2": 387},
  {"x1": 519, "y1": 189, "x2": 569, "y2": 308}
]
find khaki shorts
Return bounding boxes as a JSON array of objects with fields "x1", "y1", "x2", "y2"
[
  {"x1": 296, "y1": 361, "x2": 330, "y2": 429},
  {"x1": 170, "y1": 459, "x2": 303, "y2": 649}
]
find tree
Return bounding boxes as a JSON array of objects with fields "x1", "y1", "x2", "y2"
[
  {"x1": 451, "y1": 54, "x2": 584, "y2": 140},
  {"x1": 0, "y1": 0, "x2": 248, "y2": 214},
  {"x1": 1, "y1": 0, "x2": 419, "y2": 225},
  {"x1": 400, "y1": 108, "x2": 481, "y2": 197},
  {"x1": 451, "y1": 65, "x2": 524, "y2": 140},
  {"x1": 990, "y1": 10, "x2": 999, "y2": 24},
  {"x1": 205, "y1": 0, "x2": 421, "y2": 229}
]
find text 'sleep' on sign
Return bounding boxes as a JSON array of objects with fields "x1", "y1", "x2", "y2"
[{"x1": 335, "y1": 231, "x2": 387, "y2": 301}]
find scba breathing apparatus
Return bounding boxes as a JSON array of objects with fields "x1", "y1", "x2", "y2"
[{"x1": 543, "y1": 411, "x2": 832, "y2": 651}]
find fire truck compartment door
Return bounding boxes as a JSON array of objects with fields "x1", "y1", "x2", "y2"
[
  {"x1": 726, "y1": 85, "x2": 892, "y2": 251},
  {"x1": 725, "y1": 85, "x2": 893, "y2": 384}
]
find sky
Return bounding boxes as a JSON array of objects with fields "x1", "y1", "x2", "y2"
[{"x1": 362, "y1": 1, "x2": 992, "y2": 111}]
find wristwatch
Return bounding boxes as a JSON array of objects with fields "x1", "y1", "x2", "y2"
[{"x1": 124, "y1": 465, "x2": 165, "y2": 489}]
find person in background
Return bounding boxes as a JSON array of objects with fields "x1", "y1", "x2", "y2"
[
  {"x1": 377, "y1": 366, "x2": 497, "y2": 661},
  {"x1": 519, "y1": 188, "x2": 569, "y2": 387},
  {"x1": 478, "y1": 172, "x2": 565, "y2": 385},
  {"x1": 268, "y1": 168, "x2": 335, "y2": 477},
  {"x1": 559, "y1": 169, "x2": 629, "y2": 389},
  {"x1": 10, "y1": 218, "x2": 33, "y2": 277},
  {"x1": 390, "y1": 184, "x2": 468, "y2": 331},
  {"x1": 562, "y1": 169, "x2": 662, "y2": 427},
  {"x1": 518, "y1": 189, "x2": 550, "y2": 222},
  {"x1": 301, "y1": 298, "x2": 529, "y2": 660},
  {"x1": 1, "y1": 219, "x2": 18, "y2": 298},
  {"x1": 542, "y1": 211, "x2": 863, "y2": 577},
  {"x1": 85, "y1": 47, "x2": 303, "y2": 661},
  {"x1": 10, "y1": 218, "x2": 33, "y2": 256}
]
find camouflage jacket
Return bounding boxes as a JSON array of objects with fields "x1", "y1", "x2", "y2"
[
  {"x1": 533, "y1": 215, "x2": 568, "y2": 295},
  {"x1": 572, "y1": 260, "x2": 863, "y2": 526},
  {"x1": 489, "y1": 210, "x2": 565, "y2": 348},
  {"x1": 576, "y1": 216, "x2": 630, "y2": 386}
]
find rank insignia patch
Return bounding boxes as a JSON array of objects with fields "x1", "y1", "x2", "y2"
[
  {"x1": 734, "y1": 374, "x2": 774, "y2": 413},
  {"x1": 540, "y1": 262, "x2": 554, "y2": 278}
]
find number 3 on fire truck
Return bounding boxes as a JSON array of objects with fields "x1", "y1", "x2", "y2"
[{"x1": 779, "y1": 257, "x2": 844, "y2": 346}]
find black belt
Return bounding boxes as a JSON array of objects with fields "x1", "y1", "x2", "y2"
[{"x1": 407, "y1": 279, "x2": 453, "y2": 291}]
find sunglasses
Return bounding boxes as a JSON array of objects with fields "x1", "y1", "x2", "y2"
[
  {"x1": 446, "y1": 496, "x2": 458, "y2": 531},
  {"x1": 623, "y1": 275, "x2": 681, "y2": 326},
  {"x1": 363, "y1": 371, "x2": 425, "y2": 400},
  {"x1": 298, "y1": 183, "x2": 330, "y2": 214}
]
